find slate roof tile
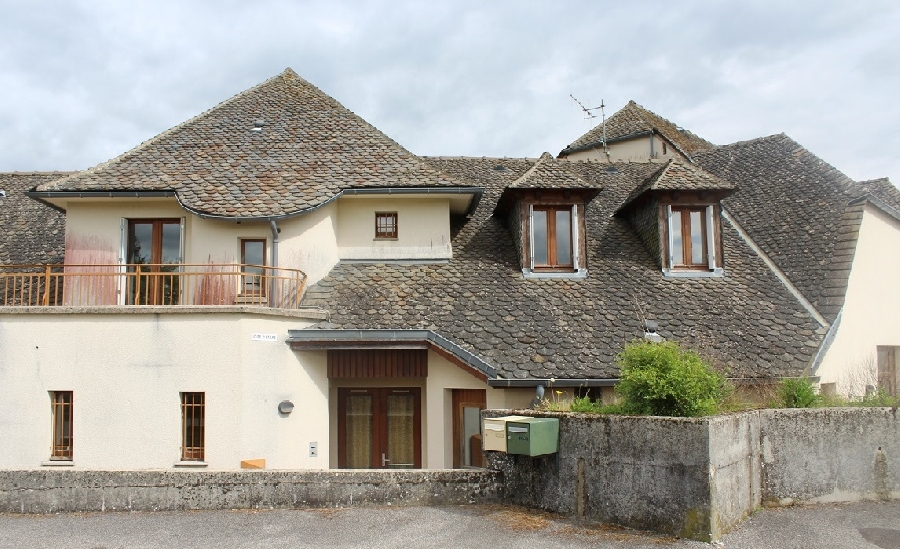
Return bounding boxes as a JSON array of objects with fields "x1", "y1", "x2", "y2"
[
  {"x1": 561, "y1": 100, "x2": 714, "y2": 159},
  {"x1": 694, "y1": 134, "x2": 870, "y2": 322},
  {"x1": 34, "y1": 69, "x2": 469, "y2": 219},
  {"x1": 302, "y1": 156, "x2": 824, "y2": 381},
  {"x1": 0, "y1": 172, "x2": 68, "y2": 265}
]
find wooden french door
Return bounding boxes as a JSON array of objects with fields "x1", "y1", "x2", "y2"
[
  {"x1": 452, "y1": 389, "x2": 486, "y2": 468},
  {"x1": 127, "y1": 219, "x2": 182, "y2": 305},
  {"x1": 338, "y1": 387, "x2": 422, "y2": 469}
]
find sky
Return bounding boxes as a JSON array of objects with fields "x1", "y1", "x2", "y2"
[{"x1": 2, "y1": 1, "x2": 899, "y2": 186}]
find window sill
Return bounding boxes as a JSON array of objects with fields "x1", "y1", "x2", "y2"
[
  {"x1": 662, "y1": 267, "x2": 724, "y2": 279},
  {"x1": 373, "y1": 237, "x2": 399, "y2": 241},
  {"x1": 173, "y1": 461, "x2": 208, "y2": 468},
  {"x1": 523, "y1": 268, "x2": 587, "y2": 280},
  {"x1": 41, "y1": 460, "x2": 74, "y2": 467}
]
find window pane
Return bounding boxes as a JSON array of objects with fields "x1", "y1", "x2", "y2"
[
  {"x1": 555, "y1": 210, "x2": 572, "y2": 266},
  {"x1": 690, "y1": 211, "x2": 705, "y2": 264},
  {"x1": 671, "y1": 210, "x2": 683, "y2": 264},
  {"x1": 345, "y1": 394, "x2": 373, "y2": 468},
  {"x1": 386, "y1": 393, "x2": 415, "y2": 469},
  {"x1": 532, "y1": 210, "x2": 548, "y2": 265},
  {"x1": 161, "y1": 222, "x2": 181, "y2": 264}
]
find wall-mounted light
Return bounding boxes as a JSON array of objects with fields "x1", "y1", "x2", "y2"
[{"x1": 278, "y1": 400, "x2": 294, "y2": 414}]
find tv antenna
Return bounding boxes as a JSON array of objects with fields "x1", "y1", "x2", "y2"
[{"x1": 570, "y1": 94, "x2": 610, "y2": 161}]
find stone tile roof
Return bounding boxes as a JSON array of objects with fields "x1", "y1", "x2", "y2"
[
  {"x1": 619, "y1": 159, "x2": 735, "y2": 211},
  {"x1": 34, "y1": 69, "x2": 469, "y2": 219},
  {"x1": 508, "y1": 152, "x2": 593, "y2": 189},
  {"x1": 694, "y1": 134, "x2": 868, "y2": 323},
  {"x1": 561, "y1": 100, "x2": 714, "y2": 159},
  {"x1": 858, "y1": 177, "x2": 900, "y2": 213},
  {"x1": 0, "y1": 172, "x2": 68, "y2": 265},
  {"x1": 303, "y1": 157, "x2": 824, "y2": 381}
]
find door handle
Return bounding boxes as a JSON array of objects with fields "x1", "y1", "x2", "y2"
[{"x1": 381, "y1": 453, "x2": 390, "y2": 467}]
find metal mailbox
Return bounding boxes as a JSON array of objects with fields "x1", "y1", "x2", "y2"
[
  {"x1": 482, "y1": 415, "x2": 530, "y2": 452},
  {"x1": 505, "y1": 417, "x2": 559, "y2": 457}
]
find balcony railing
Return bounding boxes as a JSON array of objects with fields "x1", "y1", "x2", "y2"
[{"x1": 0, "y1": 263, "x2": 308, "y2": 309}]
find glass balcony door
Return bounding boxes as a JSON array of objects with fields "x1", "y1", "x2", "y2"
[{"x1": 127, "y1": 219, "x2": 182, "y2": 305}]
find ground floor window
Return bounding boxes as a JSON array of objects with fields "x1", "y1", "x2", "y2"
[
  {"x1": 50, "y1": 391, "x2": 73, "y2": 460},
  {"x1": 181, "y1": 392, "x2": 205, "y2": 461},
  {"x1": 337, "y1": 387, "x2": 421, "y2": 469}
]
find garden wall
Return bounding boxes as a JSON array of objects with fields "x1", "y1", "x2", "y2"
[{"x1": 484, "y1": 407, "x2": 898, "y2": 542}]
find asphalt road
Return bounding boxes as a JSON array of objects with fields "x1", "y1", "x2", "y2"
[{"x1": 1, "y1": 501, "x2": 898, "y2": 548}]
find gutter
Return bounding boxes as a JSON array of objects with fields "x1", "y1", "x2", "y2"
[{"x1": 488, "y1": 378, "x2": 618, "y2": 388}]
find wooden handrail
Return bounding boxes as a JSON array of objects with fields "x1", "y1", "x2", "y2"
[{"x1": 0, "y1": 263, "x2": 308, "y2": 308}]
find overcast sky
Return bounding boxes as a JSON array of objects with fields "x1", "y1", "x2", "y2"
[{"x1": 2, "y1": 1, "x2": 898, "y2": 186}]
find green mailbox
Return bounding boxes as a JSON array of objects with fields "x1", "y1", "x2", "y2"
[{"x1": 506, "y1": 417, "x2": 559, "y2": 456}]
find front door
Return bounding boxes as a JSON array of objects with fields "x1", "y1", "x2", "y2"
[
  {"x1": 337, "y1": 387, "x2": 422, "y2": 469},
  {"x1": 127, "y1": 219, "x2": 182, "y2": 305}
]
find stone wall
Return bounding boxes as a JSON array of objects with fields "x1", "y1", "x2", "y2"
[
  {"x1": 0, "y1": 469, "x2": 501, "y2": 514},
  {"x1": 485, "y1": 407, "x2": 899, "y2": 542}
]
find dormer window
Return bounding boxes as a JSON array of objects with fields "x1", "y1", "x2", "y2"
[
  {"x1": 531, "y1": 205, "x2": 574, "y2": 270},
  {"x1": 663, "y1": 203, "x2": 722, "y2": 276}
]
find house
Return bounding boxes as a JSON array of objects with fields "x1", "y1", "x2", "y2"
[
  {"x1": 561, "y1": 102, "x2": 900, "y2": 397},
  {"x1": 558, "y1": 100, "x2": 714, "y2": 163},
  {"x1": 0, "y1": 68, "x2": 894, "y2": 472}
]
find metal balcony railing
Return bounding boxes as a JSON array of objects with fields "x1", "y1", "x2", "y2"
[{"x1": 0, "y1": 263, "x2": 307, "y2": 309}]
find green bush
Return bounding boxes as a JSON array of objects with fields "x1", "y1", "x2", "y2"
[
  {"x1": 570, "y1": 394, "x2": 602, "y2": 413},
  {"x1": 615, "y1": 340, "x2": 731, "y2": 417},
  {"x1": 776, "y1": 377, "x2": 821, "y2": 408}
]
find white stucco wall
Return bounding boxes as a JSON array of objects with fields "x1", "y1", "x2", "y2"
[
  {"x1": 0, "y1": 311, "x2": 326, "y2": 470},
  {"x1": 336, "y1": 196, "x2": 452, "y2": 260},
  {"x1": 565, "y1": 135, "x2": 684, "y2": 163},
  {"x1": 815, "y1": 205, "x2": 900, "y2": 394}
]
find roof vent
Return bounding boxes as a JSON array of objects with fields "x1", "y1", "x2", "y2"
[
  {"x1": 251, "y1": 119, "x2": 264, "y2": 132},
  {"x1": 605, "y1": 166, "x2": 618, "y2": 174},
  {"x1": 643, "y1": 320, "x2": 664, "y2": 343},
  {"x1": 0, "y1": 190, "x2": 6, "y2": 198},
  {"x1": 493, "y1": 164, "x2": 508, "y2": 172}
]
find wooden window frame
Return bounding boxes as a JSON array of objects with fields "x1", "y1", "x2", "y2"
[
  {"x1": 239, "y1": 238, "x2": 267, "y2": 296},
  {"x1": 670, "y1": 205, "x2": 709, "y2": 269},
  {"x1": 50, "y1": 391, "x2": 73, "y2": 460},
  {"x1": 531, "y1": 205, "x2": 575, "y2": 271},
  {"x1": 180, "y1": 392, "x2": 205, "y2": 462},
  {"x1": 375, "y1": 212, "x2": 398, "y2": 239}
]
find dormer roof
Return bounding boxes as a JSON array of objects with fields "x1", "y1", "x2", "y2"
[
  {"x1": 618, "y1": 159, "x2": 736, "y2": 213},
  {"x1": 32, "y1": 68, "x2": 471, "y2": 219},
  {"x1": 560, "y1": 100, "x2": 714, "y2": 159}
]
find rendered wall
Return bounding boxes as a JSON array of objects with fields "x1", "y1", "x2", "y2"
[
  {"x1": 0, "y1": 310, "x2": 326, "y2": 471},
  {"x1": 336, "y1": 196, "x2": 451, "y2": 260},
  {"x1": 816, "y1": 205, "x2": 900, "y2": 394},
  {"x1": 565, "y1": 135, "x2": 683, "y2": 163}
]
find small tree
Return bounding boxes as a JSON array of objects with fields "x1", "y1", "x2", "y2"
[{"x1": 615, "y1": 340, "x2": 731, "y2": 417}]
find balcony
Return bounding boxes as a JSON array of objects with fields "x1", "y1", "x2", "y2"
[{"x1": 0, "y1": 263, "x2": 308, "y2": 309}]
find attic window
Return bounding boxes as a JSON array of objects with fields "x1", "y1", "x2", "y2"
[
  {"x1": 663, "y1": 203, "x2": 723, "y2": 277},
  {"x1": 531, "y1": 206, "x2": 573, "y2": 269}
]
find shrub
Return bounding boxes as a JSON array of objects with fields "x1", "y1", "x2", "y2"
[
  {"x1": 570, "y1": 394, "x2": 603, "y2": 413},
  {"x1": 615, "y1": 340, "x2": 731, "y2": 417},
  {"x1": 776, "y1": 377, "x2": 821, "y2": 408}
]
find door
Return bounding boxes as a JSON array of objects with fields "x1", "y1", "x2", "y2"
[
  {"x1": 338, "y1": 388, "x2": 422, "y2": 469},
  {"x1": 127, "y1": 219, "x2": 182, "y2": 305},
  {"x1": 452, "y1": 389, "x2": 486, "y2": 468}
]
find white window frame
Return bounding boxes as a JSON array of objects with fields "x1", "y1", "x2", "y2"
[{"x1": 663, "y1": 204, "x2": 723, "y2": 278}]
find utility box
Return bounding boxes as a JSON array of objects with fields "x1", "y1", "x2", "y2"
[
  {"x1": 482, "y1": 415, "x2": 530, "y2": 452},
  {"x1": 506, "y1": 417, "x2": 559, "y2": 457}
]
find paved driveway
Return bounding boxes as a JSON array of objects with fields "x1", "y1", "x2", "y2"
[{"x1": 1, "y1": 501, "x2": 898, "y2": 548}]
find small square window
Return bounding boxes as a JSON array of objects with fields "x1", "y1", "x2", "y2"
[
  {"x1": 375, "y1": 212, "x2": 398, "y2": 239},
  {"x1": 181, "y1": 392, "x2": 205, "y2": 461}
]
